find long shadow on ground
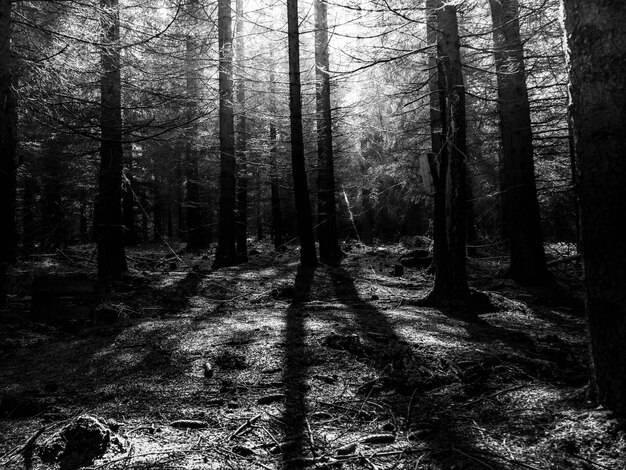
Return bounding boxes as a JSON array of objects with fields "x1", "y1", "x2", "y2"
[
  {"x1": 281, "y1": 266, "x2": 315, "y2": 468},
  {"x1": 327, "y1": 266, "x2": 512, "y2": 469}
]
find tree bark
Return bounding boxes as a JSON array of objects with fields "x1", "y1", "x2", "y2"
[
  {"x1": 97, "y1": 0, "x2": 127, "y2": 278},
  {"x1": 426, "y1": 3, "x2": 470, "y2": 307},
  {"x1": 235, "y1": 0, "x2": 248, "y2": 261},
  {"x1": 563, "y1": 0, "x2": 626, "y2": 416},
  {"x1": 315, "y1": 0, "x2": 342, "y2": 264},
  {"x1": 0, "y1": 0, "x2": 16, "y2": 308},
  {"x1": 489, "y1": 0, "x2": 547, "y2": 284},
  {"x1": 287, "y1": 0, "x2": 318, "y2": 267},
  {"x1": 214, "y1": 0, "x2": 239, "y2": 268}
]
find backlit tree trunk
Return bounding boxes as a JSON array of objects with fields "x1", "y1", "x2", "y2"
[
  {"x1": 0, "y1": 0, "x2": 16, "y2": 308},
  {"x1": 489, "y1": 0, "x2": 547, "y2": 284},
  {"x1": 315, "y1": 0, "x2": 342, "y2": 264},
  {"x1": 185, "y1": 0, "x2": 206, "y2": 250},
  {"x1": 564, "y1": 0, "x2": 626, "y2": 416},
  {"x1": 287, "y1": 0, "x2": 318, "y2": 267},
  {"x1": 214, "y1": 0, "x2": 239, "y2": 268},
  {"x1": 97, "y1": 0, "x2": 127, "y2": 277},
  {"x1": 235, "y1": 0, "x2": 248, "y2": 261},
  {"x1": 268, "y1": 49, "x2": 284, "y2": 250},
  {"x1": 426, "y1": 3, "x2": 470, "y2": 307}
]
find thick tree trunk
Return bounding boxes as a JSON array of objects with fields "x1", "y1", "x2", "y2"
[
  {"x1": 427, "y1": 4, "x2": 470, "y2": 307},
  {"x1": 185, "y1": 0, "x2": 206, "y2": 250},
  {"x1": 0, "y1": 0, "x2": 16, "y2": 308},
  {"x1": 564, "y1": 0, "x2": 626, "y2": 416},
  {"x1": 235, "y1": 0, "x2": 248, "y2": 261},
  {"x1": 315, "y1": 0, "x2": 342, "y2": 264},
  {"x1": 97, "y1": 0, "x2": 127, "y2": 277},
  {"x1": 489, "y1": 0, "x2": 547, "y2": 284},
  {"x1": 287, "y1": 0, "x2": 318, "y2": 267},
  {"x1": 214, "y1": 0, "x2": 239, "y2": 268}
]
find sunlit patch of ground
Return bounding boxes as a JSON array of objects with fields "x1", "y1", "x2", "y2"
[{"x1": 0, "y1": 241, "x2": 623, "y2": 469}]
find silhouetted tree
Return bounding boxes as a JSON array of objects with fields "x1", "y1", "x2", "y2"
[
  {"x1": 287, "y1": 0, "x2": 317, "y2": 267},
  {"x1": 214, "y1": 0, "x2": 239, "y2": 268},
  {"x1": 0, "y1": 0, "x2": 16, "y2": 308},
  {"x1": 315, "y1": 0, "x2": 342, "y2": 264},
  {"x1": 185, "y1": 0, "x2": 206, "y2": 250},
  {"x1": 490, "y1": 0, "x2": 547, "y2": 283},
  {"x1": 235, "y1": 0, "x2": 248, "y2": 261},
  {"x1": 426, "y1": 3, "x2": 470, "y2": 307},
  {"x1": 96, "y1": 0, "x2": 127, "y2": 277}
]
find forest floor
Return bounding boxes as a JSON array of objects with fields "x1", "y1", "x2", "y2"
[{"x1": 0, "y1": 240, "x2": 625, "y2": 470}]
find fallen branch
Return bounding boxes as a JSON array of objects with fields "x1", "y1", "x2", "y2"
[
  {"x1": 458, "y1": 385, "x2": 525, "y2": 408},
  {"x1": 0, "y1": 426, "x2": 46, "y2": 464},
  {"x1": 227, "y1": 414, "x2": 261, "y2": 440}
]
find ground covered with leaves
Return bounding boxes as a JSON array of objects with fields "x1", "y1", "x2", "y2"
[{"x1": 0, "y1": 241, "x2": 624, "y2": 469}]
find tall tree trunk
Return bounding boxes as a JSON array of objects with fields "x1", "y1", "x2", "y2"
[
  {"x1": 426, "y1": 3, "x2": 470, "y2": 307},
  {"x1": 185, "y1": 0, "x2": 205, "y2": 250},
  {"x1": 287, "y1": 0, "x2": 318, "y2": 267},
  {"x1": 489, "y1": 0, "x2": 547, "y2": 284},
  {"x1": 0, "y1": 0, "x2": 17, "y2": 308},
  {"x1": 235, "y1": 0, "x2": 248, "y2": 261},
  {"x1": 564, "y1": 0, "x2": 626, "y2": 416},
  {"x1": 97, "y1": 0, "x2": 127, "y2": 277},
  {"x1": 425, "y1": 0, "x2": 443, "y2": 270},
  {"x1": 269, "y1": 50, "x2": 284, "y2": 250},
  {"x1": 315, "y1": 0, "x2": 342, "y2": 264},
  {"x1": 214, "y1": 0, "x2": 239, "y2": 268}
]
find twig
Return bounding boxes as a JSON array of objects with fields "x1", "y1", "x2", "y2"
[
  {"x1": 573, "y1": 453, "x2": 615, "y2": 470},
  {"x1": 0, "y1": 426, "x2": 46, "y2": 464},
  {"x1": 304, "y1": 417, "x2": 317, "y2": 458},
  {"x1": 458, "y1": 385, "x2": 525, "y2": 408},
  {"x1": 228, "y1": 414, "x2": 262, "y2": 440}
]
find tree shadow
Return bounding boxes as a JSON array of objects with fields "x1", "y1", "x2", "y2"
[
  {"x1": 281, "y1": 266, "x2": 315, "y2": 468},
  {"x1": 326, "y1": 266, "x2": 510, "y2": 469}
]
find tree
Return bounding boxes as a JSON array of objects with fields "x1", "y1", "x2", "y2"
[
  {"x1": 0, "y1": 0, "x2": 16, "y2": 308},
  {"x1": 489, "y1": 0, "x2": 548, "y2": 283},
  {"x1": 287, "y1": 0, "x2": 318, "y2": 267},
  {"x1": 563, "y1": 0, "x2": 626, "y2": 416},
  {"x1": 185, "y1": 0, "x2": 206, "y2": 250},
  {"x1": 235, "y1": 0, "x2": 248, "y2": 261},
  {"x1": 268, "y1": 51, "x2": 284, "y2": 250},
  {"x1": 425, "y1": 2, "x2": 470, "y2": 307},
  {"x1": 214, "y1": 0, "x2": 239, "y2": 268},
  {"x1": 315, "y1": 0, "x2": 342, "y2": 264},
  {"x1": 96, "y1": 0, "x2": 127, "y2": 277}
]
